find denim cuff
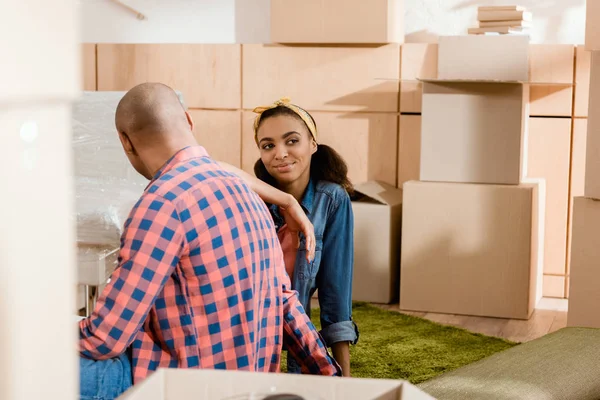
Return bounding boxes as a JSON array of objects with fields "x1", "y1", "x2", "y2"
[{"x1": 320, "y1": 320, "x2": 359, "y2": 346}]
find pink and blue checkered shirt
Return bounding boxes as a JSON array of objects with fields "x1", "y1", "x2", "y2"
[{"x1": 79, "y1": 146, "x2": 341, "y2": 383}]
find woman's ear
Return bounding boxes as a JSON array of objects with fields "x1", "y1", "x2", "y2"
[{"x1": 310, "y1": 139, "x2": 318, "y2": 155}]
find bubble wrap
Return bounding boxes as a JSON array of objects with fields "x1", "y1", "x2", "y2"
[{"x1": 73, "y1": 91, "x2": 186, "y2": 285}]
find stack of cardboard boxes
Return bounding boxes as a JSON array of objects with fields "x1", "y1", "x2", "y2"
[
  {"x1": 268, "y1": 0, "x2": 406, "y2": 305},
  {"x1": 468, "y1": 5, "x2": 532, "y2": 35},
  {"x1": 399, "y1": 35, "x2": 546, "y2": 320},
  {"x1": 568, "y1": 2, "x2": 600, "y2": 328}
]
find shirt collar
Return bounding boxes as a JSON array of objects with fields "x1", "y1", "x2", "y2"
[
  {"x1": 147, "y1": 145, "x2": 209, "y2": 187},
  {"x1": 269, "y1": 177, "x2": 316, "y2": 221}
]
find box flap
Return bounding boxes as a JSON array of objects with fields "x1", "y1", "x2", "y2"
[{"x1": 353, "y1": 180, "x2": 403, "y2": 207}]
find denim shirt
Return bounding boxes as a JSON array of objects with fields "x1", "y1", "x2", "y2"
[{"x1": 270, "y1": 179, "x2": 359, "y2": 346}]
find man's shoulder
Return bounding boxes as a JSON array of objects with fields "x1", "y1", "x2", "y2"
[{"x1": 145, "y1": 157, "x2": 257, "y2": 206}]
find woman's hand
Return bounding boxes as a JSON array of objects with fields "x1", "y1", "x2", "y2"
[{"x1": 279, "y1": 197, "x2": 315, "y2": 263}]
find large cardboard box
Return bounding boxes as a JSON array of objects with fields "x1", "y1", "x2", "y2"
[
  {"x1": 585, "y1": 52, "x2": 600, "y2": 199},
  {"x1": 400, "y1": 44, "x2": 438, "y2": 113},
  {"x1": 437, "y1": 35, "x2": 530, "y2": 81},
  {"x1": 241, "y1": 111, "x2": 399, "y2": 187},
  {"x1": 189, "y1": 110, "x2": 242, "y2": 168},
  {"x1": 567, "y1": 119, "x2": 588, "y2": 278},
  {"x1": 397, "y1": 115, "x2": 421, "y2": 188},
  {"x1": 97, "y1": 44, "x2": 242, "y2": 109},
  {"x1": 574, "y1": 46, "x2": 591, "y2": 118},
  {"x1": 568, "y1": 197, "x2": 600, "y2": 328},
  {"x1": 118, "y1": 368, "x2": 434, "y2": 400},
  {"x1": 400, "y1": 180, "x2": 545, "y2": 320},
  {"x1": 543, "y1": 275, "x2": 566, "y2": 299},
  {"x1": 242, "y1": 44, "x2": 401, "y2": 113},
  {"x1": 528, "y1": 44, "x2": 574, "y2": 117},
  {"x1": 270, "y1": 0, "x2": 404, "y2": 44},
  {"x1": 420, "y1": 80, "x2": 528, "y2": 185},
  {"x1": 352, "y1": 181, "x2": 403, "y2": 304},
  {"x1": 526, "y1": 117, "x2": 571, "y2": 279},
  {"x1": 81, "y1": 43, "x2": 96, "y2": 91},
  {"x1": 586, "y1": 0, "x2": 600, "y2": 51}
]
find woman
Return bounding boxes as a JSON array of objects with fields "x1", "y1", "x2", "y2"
[{"x1": 251, "y1": 97, "x2": 358, "y2": 377}]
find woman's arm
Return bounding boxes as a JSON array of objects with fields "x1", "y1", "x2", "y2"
[
  {"x1": 316, "y1": 193, "x2": 358, "y2": 377},
  {"x1": 217, "y1": 161, "x2": 315, "y2": 262}
]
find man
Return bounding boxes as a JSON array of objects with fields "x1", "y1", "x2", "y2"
[{"x1": 78, "y1": 82, "x2": 341, "y2": 400}]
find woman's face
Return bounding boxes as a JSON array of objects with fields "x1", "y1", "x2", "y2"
[{"x1": 256, "y1": 114, "x2": 317, "y2": 186}]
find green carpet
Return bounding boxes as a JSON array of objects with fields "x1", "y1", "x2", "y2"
[{"x1": 284, "y1": 302, "x2": 517, "y2": 384}]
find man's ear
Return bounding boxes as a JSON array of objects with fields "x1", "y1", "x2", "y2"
[
  {"x1": 118, "y1": 131, "x2": 136, "y2": 155},
  {"x1": 185, "y1": 111, "x2": 195, "y2": 132}
]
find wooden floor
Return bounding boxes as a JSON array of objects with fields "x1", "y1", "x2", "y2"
[{"x1": 375, "y1": 303, "x2": 568, "y2": 343}]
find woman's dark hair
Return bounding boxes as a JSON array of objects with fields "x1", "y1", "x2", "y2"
[{"x1": 253, "y1": 106, "x2": 353, "y2": 195}]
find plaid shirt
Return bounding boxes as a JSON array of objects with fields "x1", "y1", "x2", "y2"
[{"x1": 79, "y1": 146, "x2": 341, "y2": 383}]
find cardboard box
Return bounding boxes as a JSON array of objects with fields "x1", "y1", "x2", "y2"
[
  {"x1": 420, "y1": 80, "x2": 528, "y2": 185},
  {"x1": 352, "y1": 181, "x2": 403, "y2": 304},
  {"x1": 574, "y1": 46, "x2": 591, "y2": 118},
  {"x1": 543, "y1": 275, "x2": 566, "y2": 299},
  {"x1": 397, "y1": 115, "x2": 421, "y2": 188},
  {"x1": 567, "y1": 119, "x2": 588, "y2": 276},
  {"x1": 97, "y1": 44, "x2": 242, "y2": 109},
  {"x1": 400, "y1": 44, "x2": 438, "y2": 113},
  {"x1": 241, "y1": 111, "x2": 399, "y2": 187},
  {"x1": 573, "y1": 46, "x2": 592, "y2": 117},
  {"x1": 586, "y1": 0, "x2": 600, "y2": 51},
  {"x1": 270, "y1": 0, "x2": 404, "y2": 44},
  {"x1": 118, "y1": 368, "x2": 434, "y2": 400},
  {"x1": 568, "y1": 197, "x2": 600, "y2": 328},
  {"x1": 585, "y1": 52, "x2": 600, "y2": 199},
  {"x1": 400, "y1": 180, "x2": 545, "y2": 320},
  {"x1": 81, "y1": 44, "x2": 96, "y2": 91},
  {"x1": 189, "y1": 110, "x2": 242, "y2": 168},
  {"x1": 242, "y1": 44, "x2": 400, "y2": 112},
  {"x1": 437, "y1": 35, "x2": 530, "y2": 81},
  {"x1": 526, "y1": 117, "x2": 571, "y2": 276},
  {"x1": 528, "y1": 44, "x2": 574, "y2": 117}
]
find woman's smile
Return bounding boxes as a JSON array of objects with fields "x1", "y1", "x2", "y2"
[{"x1": 274, "y1": 161, "x2": 296, "y2": 173}]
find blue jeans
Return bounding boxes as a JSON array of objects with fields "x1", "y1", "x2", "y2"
[
  {"x1": 79, "y1": 353, "x2": 133, "y2": 400},
  {"x1": 287, "y1": 352, "x2": 302, "y2": 374}
]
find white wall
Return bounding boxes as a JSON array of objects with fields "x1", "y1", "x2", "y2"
[{"x1": 80, "y1": 0, "x2": 586, "y2": 44}]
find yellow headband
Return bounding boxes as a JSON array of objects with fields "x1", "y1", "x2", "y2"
[{"x1": 252, "y1": 97, "x2": 318, "y2": 145}]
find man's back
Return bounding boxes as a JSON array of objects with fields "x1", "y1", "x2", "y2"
[{"x1": 80, "y1": 146, "x2": 286, "y2": 382}]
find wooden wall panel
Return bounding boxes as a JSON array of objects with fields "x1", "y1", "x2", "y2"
[
  {"x1": 397, "y1": 114, "x2": 421, "y2": 187},
  {"x1": 526, "y1": 117, "x2": 571, "y2": 279},
  {"x1": 242, "y1": 111, "x2": 398, "y2": 186},
  {"x1": 528, "y1": 44, "x2": 574, "y2": 117},
  {"x1": 400, "y1": 44, "x2": 438, "y2": 113},
  {"x1": 575, "y1": 46, "x2": 591, "y2": 117},
  {"x1": 242, "y1": 44, "x2": 400, "y2": 112},
  {"x1": 189, "y1": 110, "x2": 242, "y2": 168},
  {"x1": 97, "y1": 44, "x2": 241, "y2": 109},
  {"x1": 81, "y1": 44, "x2": 96, "y2": 91}
]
